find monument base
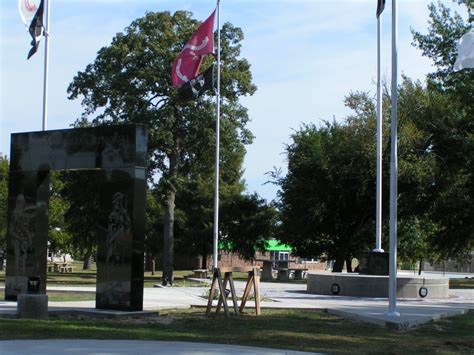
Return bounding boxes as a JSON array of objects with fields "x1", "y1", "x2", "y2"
[
  {"x1": 17, "y1": 294, "x2": 48, "y2": 319},
  {"x1": 307, "y1": 272, "x2": 449, "y2": 298}
]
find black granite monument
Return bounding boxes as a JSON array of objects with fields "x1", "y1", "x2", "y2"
[
  {"x1": 358, "y1": 251, "x2": 389, "y2": 275},
  {"x1": 5, "y1": 124, "x2": 147, "y2": 311}
]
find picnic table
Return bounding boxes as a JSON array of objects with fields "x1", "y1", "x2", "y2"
[
  {"x1": 260, "y1": 259, "x2": 307, "y2": 281},
  {"x1": 48, "y1": 263, "x2": 73, "y2": 273},
  {"x1": 275, "y1": 267, "x2": 308, "y2": 281}
]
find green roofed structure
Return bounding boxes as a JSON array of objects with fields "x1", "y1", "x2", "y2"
[
  {"x1": 264, "y1": 239, "x2": 292, "y2": 252},
  {"x1": 218, "y1": 239, "x2": 292, "y2": 252}
]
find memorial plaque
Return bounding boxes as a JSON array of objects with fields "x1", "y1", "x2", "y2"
[
  {"x1": 358, "y1": 251, "x2": 389, "y2": 276},
  {"x1": 5, "y1": 124, "x2": 147, "y2": 311}
]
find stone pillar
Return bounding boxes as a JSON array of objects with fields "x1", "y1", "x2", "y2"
[{"x1": 17, "y1": 294, "x2": 48, "y2": 319}]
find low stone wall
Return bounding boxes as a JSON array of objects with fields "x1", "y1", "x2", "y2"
[{"x1": 307, "y1": 272, "x2": 449, "y2": 299}]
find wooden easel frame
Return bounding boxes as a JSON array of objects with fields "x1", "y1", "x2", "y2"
[{"x1": 206, "y1": 266, "x2": 261, "y2": 317}]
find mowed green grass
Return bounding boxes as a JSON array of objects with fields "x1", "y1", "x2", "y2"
[
  {"x1": 46, "y1": 291, "x2": 96, "y2": 302},
  {"x1": 0, "y1": 262, "x2": 206, "y2": 288},
  {"x1": 449, "y1": 277, "x2": 474, "y2": 289},
  {"x1": 0, "y1": 309, "x2": 473, "y2": 353}
]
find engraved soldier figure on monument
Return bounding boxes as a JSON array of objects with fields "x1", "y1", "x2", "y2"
[
  {"x1": 106, "y1": 192, "x2": 131, "y2": 263},
  {"x1": 10, "y1": 194, "x2": 35, "y2": 277}
]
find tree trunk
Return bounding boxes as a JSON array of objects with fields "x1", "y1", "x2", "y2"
[
  {"x1": 162, "y1": 189, "x2": 176, "y2": 285},
  {"x1": 161, "y1": 120, "x2": 180, "y2": 286},
  {"x1": 332, "y1": 256, "x2": 345, "y2": 272},
  {"x1": 83, "y1": 252, "x2": 92, "y2": 270},
  {"x1": 333, "y1": 248, "x2": 348, "y2": 273},
  {"x1": 345, "y1": 254, "x2": 353, "y2": 273},
  {"x1": 201, "y1": 253, "x2": 207, "y2": 269}
]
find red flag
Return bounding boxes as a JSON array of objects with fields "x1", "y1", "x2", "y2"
[{"x1": 171, "y1": 11, "x2": 215, "y2": 88}]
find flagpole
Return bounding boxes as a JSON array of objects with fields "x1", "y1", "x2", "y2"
[
  {"x1": 42, "y1": 0, "x2": 50, "y2": 131},
  {"x1": 374, "y1": 11, "x2": 384, "y2": 253},
  {"x1": 388, "y1": 0, "x2": 400, "y2": 317},
  {"x1": 212, "y1": 0, "x2": 221, "y2": 269}
]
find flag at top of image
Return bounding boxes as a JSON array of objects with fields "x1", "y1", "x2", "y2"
[
  {"x1": 18, "y1": 0, "x2": 45, "y2": 59},
  {"x1": 171, "y1": 10, "x2": 215, "y2": 88},
  {"x1": 453, "y1": 28, "x2": 474, "y2": 71},
  {"x1": 376, "y1": 0, "x2": 385, "y2": 18},
  {"x1": 18, "y1": 0, "x2": 41, "y2": 25}
]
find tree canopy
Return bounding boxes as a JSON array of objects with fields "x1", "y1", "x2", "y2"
[
  {"x1": 411, "y1": 0, "x2": 473, "y2": 256},
  {"x1": 67, "y1": 11, "x2": 257, "y2": 282}
]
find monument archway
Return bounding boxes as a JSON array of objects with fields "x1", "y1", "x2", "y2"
[{"x1": 5, "y1": 124, "x2": 147, "y2": 311}]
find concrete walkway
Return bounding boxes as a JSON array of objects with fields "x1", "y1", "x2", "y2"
[{"x1": 0, "y1": 340, "x2": 316, "y2": 355}]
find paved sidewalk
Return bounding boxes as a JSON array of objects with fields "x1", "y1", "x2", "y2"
[{"x1": 0, "y1": 340, "x2": 317, "y2": 355}]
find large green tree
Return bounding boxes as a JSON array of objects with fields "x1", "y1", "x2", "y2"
[
  {"x1": 67, "y1": 11, "x2": 256, "y2": 283},
  {"x1": 60, "y1": 170, "x2": 103, "y2": 269},
  {"x1": 219, "y1": 193, "x2": 278, "y2": 261},
  {"x1": 48, "y1": 172, "x2": 72, "y2": 260},
  {"x1": 411, "y1": 0, "x2": 473, "y2": 256},
  {"x1": 276, "y1": 81, "x2": 437, "y2": 272},
  {"x1": 276, "y1": 112, "x2": 379, "y2": 272}
]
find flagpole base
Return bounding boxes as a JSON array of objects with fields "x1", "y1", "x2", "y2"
[
  {"x1": 372, "y1": 248, "x2": 385, "y2": 253},
  {"x1": 385, "y1": 311, "x2": 400, "y2": 317}
]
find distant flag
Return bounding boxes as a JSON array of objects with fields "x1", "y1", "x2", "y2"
[
  {"x1": 178, "y1": 65, "x2": 215, "y2": 101},
  {"x1": 376, "y1": 0, "x2": 385, "y2": 18},
  {"x1": 453, "y1": 28, "x2": 474, "y2": 71},
  {"x1": 171, "y1": 10, "x2": 215, "y2": 88},
  {"x1": 26, "y1": 0, "x2": 44, "y2": 59},
  {"x1": 18, "y1": 0, "x2": 41, "y2": 26}
]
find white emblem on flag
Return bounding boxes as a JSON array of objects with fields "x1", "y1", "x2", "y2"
[
  {"x1": 183, "y1": 37, "x2": 210, "y2": 53},
  {"x1": 18, "y1": 0, "x2": 40, "y2": 26},
  {"x1": 176, "y1": 59, "x2": 189, "y2": 83}
]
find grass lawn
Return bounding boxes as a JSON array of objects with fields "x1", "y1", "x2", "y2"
[
  {"x1": 0, "y1": 264, "x2": 207, "y2": 288},
  {"x1": 449, "y1": 277, "x2": 474, "y2": 289},
  {"x1": 0, "y1": 309, "x2": 473, "y2": 353},
  {"x1": 47, "y1": 291, "x2": 96, "y2": 302}
]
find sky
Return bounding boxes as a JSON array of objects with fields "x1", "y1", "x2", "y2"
[{"x1": 0, "y1": 0, "x2": 468, "y2": 202}]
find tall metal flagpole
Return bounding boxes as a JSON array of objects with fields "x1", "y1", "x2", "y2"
[
  {"x1": 388, "y1": 0, "x2": 400, "y2": 317},
  {"x1": 213, "y1": 0, "x2": 221, "y2": 269},
  {"x1": 42, "y1": 0, "x2": 51, "y2": 131},
  {"x1": 374, "y1": 8, "x2": 384, "y2": 253}
]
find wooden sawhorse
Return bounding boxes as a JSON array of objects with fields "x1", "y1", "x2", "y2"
[{"x1": 205, "y1": 266, "x2": 261, "y2": 317}]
